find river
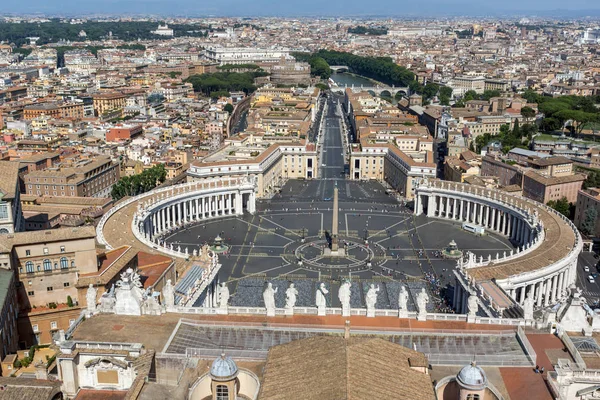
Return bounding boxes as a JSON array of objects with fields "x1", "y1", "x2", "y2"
[
  {"x1": 329, "y1": 72, "x2": 375, "y2": 87},
  {"x1": 330, "y1": 72, "x2": 397, "y2": 104}
]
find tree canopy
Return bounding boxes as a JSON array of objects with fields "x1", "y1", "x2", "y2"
[
  {"x1": 348, "y1": 26, "x2": 388, "y2": 35},
  {"x1": 293, "y1": 50, "x2": 415, "y2": 88},
  {"x1": 111, "y1": 164, "x2": 167, "y2": 201},
  {"x1": 547, "y1": 197, "x2": 575, "y2": 219},
  {"x1": 185, "y1": 70, "x2": 268, "y2": 96},
  {"x1": 0, "y1": 20, "x2": 208, "y2": 46}
]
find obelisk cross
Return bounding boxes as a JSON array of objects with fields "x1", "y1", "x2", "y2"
[{"x1": 331, "y1": 181, "x2": 339, "y2": 251}]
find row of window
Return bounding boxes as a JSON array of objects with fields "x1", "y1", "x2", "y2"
[
  {"x1": 27, "y1": 283, "x2": 70, "y2": 296},
  {"x1": 33, "y1": 319, "x2": 75, "y2": 332},
  {"x1": 25, "y1": 246, "x2": 66, "y2": 256},
  {"x1": 22, "y1": 257, "x2": 73, "y2": 274}
]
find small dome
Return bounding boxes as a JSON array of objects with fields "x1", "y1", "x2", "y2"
[
  {"x1": 457, "y1": 362, "x2": 487, "y2": 390},
  {"x1": 210, "y1": 353, "x2": 238, "y2": 381}
]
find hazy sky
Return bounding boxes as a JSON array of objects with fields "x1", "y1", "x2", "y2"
[{"x1": 2, "y1": 0, "x2": 600, "y2": 16}]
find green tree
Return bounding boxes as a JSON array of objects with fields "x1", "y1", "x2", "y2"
[
  {"x1": 581, "y1": 208, "x2": 598, "y2": 236},
  {"x1": 224, "y1": 103, "x2": 234, "y2": 113},
  {"x1": 439, "y1": 86, "x2": 453, "y2": 105},
  {"x1": 481, "y1": 90, "x2": 501, "y2": 101},
  {"x1": 547, "y1": 197, "x2": 572, "y2": 218},
  {"x1": 67, "y1": 295, "x2": 74, "y2": 307},
  {"x1": 520, "y1": 106, "x2": 536, "y2": 123},
  {"x1": 309, "y1": 57, "x2": 331, "y2": 79},
  {"x1": 315, "y1": 83, "x2": 329, "y2": 91},
  {"x1": 463, "y1": 90, "x2": 478, "y2": 102}
]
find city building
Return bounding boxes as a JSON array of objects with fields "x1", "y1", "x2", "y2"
[
  {"x1": 574, "y1": 188, "x2": 600, "y2": 237},
  {"x1": 0, "y1": 226, "x2": 97, "y2": 346},
  {"x1": 204, "y1": 47, "x2": 292, "y2": 65},
  {"x1": 24, "y1": 156, "x2": 120, "y2": 198},
  {"x1": 0, "y1": 161, "x2": 25, "y2": 234}
]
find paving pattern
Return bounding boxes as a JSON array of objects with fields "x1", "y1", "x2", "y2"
[{"x1": 165, "y1": 179, "x2": 514, "y2": 312}]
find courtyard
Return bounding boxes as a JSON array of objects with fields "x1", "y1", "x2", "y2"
[{"x1": 165, "y1": 179, "x2": 514, "y2": 312}]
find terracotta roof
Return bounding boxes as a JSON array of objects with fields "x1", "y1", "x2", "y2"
[
  {"x1": 0, "y1": 226, "x2": 96, "y2": 248},
  {"x1": 0, "y1": 377, "x2": 61, "y2": 400},
  {"x1": 77, "y1": 246, "x2": 135, "y2": 287},
  {"x1": 0, "y1": 161, "x2": 20, "y2": 200},
  {"x1": 259, "y1": 336, "x2": 435, "y2": 400}
]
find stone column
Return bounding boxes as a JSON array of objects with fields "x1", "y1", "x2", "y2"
[
  {"x1": 427, "y1": 195, "x2": 436, "y2": 217},
  {"x1": 536, "y1": 281, "x2": 543, "y2": 307},
  {"x1": 557, "y1": 272, "x2": 565, "y2": 299},
  {"x1": 544, "y1": 279, "x2": 551, "y2": 307},
  {"x1": 466, "y1": 201, "x2": 471, "y2": 223},
  {"x1": 551, "y1": 275, "x2": 558, "y2": 304},
  {"x1": 460, "y1": 199, "x2": 464, "y2": 221},
  {"x1": 446, "y1": 196, "x2": 451, "y2": 218}
]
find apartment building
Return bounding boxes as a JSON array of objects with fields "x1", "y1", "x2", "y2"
[
  {"x1": 24, "y1": 156, "x2": 120, "y2": 198},
  {"x1": 574, "y1": 188, "x2": 600, "y2": 237},
  {"x1": 0, "y1": 161, "x2": 25, "y2": 234},
  {"x1": 188, "y1": 138, "x2": 317, "y2": 197},
  {"x1": 0, "y1": 269, "x2": 19, "y2": 370},
  {"x1": 0, "y1": 227, "x2": 96, "y2": 345},
  {"x1": 91, "y1": 93, "x2": 128, "y2": 117}
]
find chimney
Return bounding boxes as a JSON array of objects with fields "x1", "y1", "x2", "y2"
[{"x1": 344, "y1": 320, "x2": 350, "y2": 340}]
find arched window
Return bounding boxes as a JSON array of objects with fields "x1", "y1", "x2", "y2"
[
  {"x1": 216, "y1": 385, "x2": 229, "y2": 400},
  {"x1": 25, "y1": 261, "x2": 34, "y2": 273},
  {"x1": 43, "y1": 259, "x2": 51, "y2": 271},
  {"x1": 60, "y1": 257, "x2": 68, "y2": 269}
]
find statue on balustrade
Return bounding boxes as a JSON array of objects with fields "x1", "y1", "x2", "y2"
[
  {"x1": 263, "y1": 282, "x2": 277, "y2": 316},
  {"x1": 218, "y1": 282, "x2": 230, "y2": 309},
  {"x1": 285, "y1": 283, "x2": 298, "y2": 310},
  {"x1": 467, "y1": 293, "x2": 479, "y2": 318}
]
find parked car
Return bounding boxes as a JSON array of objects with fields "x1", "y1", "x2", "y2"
[
  {"x1": 585, "y1": 265, "x2": 590, "y2": 272},
  {"x1": 589, "y1": 275, "x2": 595, "y2": 283}
]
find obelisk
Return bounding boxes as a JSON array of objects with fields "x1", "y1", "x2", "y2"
[{"x1": 331, "y1": 183, "x2": 339, "y2": 252}]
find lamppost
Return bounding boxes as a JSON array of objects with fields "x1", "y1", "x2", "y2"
[{"x1": 364, "y1": 228, "x2": 369, "y2": 244}]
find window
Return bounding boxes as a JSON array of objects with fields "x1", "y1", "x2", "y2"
[
  {"x1": 50, "y1": 321, "x2": 57, "y2": 330},
  {"x1": 25, "y1": 250, "x2": 31, "y2": 256},
  {"x1": 43, "y1": 247, "x2": 49, "y2": 255},
  {"x1": 32, "y1": 325, "x2": 39, "y2": 332},
  {"x1": 216, "y1": 385, "x2": 229, "y2": 400},
  {"x1": 60, "y1": 257, "x2": 68, "y2": 269},
  {"x1": 43, "y1": 259, "x2": 51, "y2": 271},
  {"x1": 63, "y1": 282, "x2": 70, "y2": 287},
  {"x1": 0, "y1": 204, "x2": 8, "y2": 220},
  {"x1": 25, "y1": 262, "x2": 34, "y2": 273},
  {"x1": 47, "y1": 287, "x2": 53, "y2": 292},
  {"x1": 60, "y1": 246, "x2": 65, "y2": 253},
  {"x1": 71, "y1": 260, "x2": 75, "y2": 268},
  {"x1": 27, "y1": 291, "x2": 34, "y2": 296},
  {"x1": 466, "y1": 395, "x2": 480, "y2": 400}
]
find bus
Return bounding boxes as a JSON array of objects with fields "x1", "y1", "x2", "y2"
[{"x1": 462, "y1": 222, "x2": 485, "y2": 235}]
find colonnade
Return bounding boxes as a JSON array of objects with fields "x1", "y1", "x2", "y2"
[
  {"x1": 142, "y1": 191, "x2": 248, "y2": 240},
  {"x1": 507, "y1": 265, "x2": 576, "y2": 308},
  {"x1": 416, "y1": 192, "x2": 534, "y2": 247},
  {"x1": 414, "y1": 180, "x2": 582, "y2": 314}
]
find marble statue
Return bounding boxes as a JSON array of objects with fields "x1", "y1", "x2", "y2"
[
  {"x1": 86, "y1": 284, "x2": 97, "y2": 314},
  {"x1": 285, "y1": 283, "x2": 298, "y2": 310},
  {"x1": 114, "y1": 268, "x2": 144, "y2": 316},
  {"x1": 416, "y1": 288, "x2": 429, "y2": 321},
  {"x1": 338, "y1": 281, "x2": 351, "y2": 317},
  {"x1": 523, "y1": 292, "x2": 535, "y2": 321},
  {"x1": 162, "y1": 279, "x2": 175, "y2": 308},
  {"x1": 218, "y1": 283, "x2": 230, "y2": 310},
  {"x1": 467, "y1": 293, "x2": 479, "y2": 318},
  {"x1": 365, "y1": 284, "x2": 380, "y2": 317},
  {"x1": 398, "y1": 285, "x2": 409, "y2": 317},
  {"x1": 263, "y1": 283, "x2": 277, "y2": 316},
  {"x1": 316, "y1": 283, "x2": 329, "y2": 316}
]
